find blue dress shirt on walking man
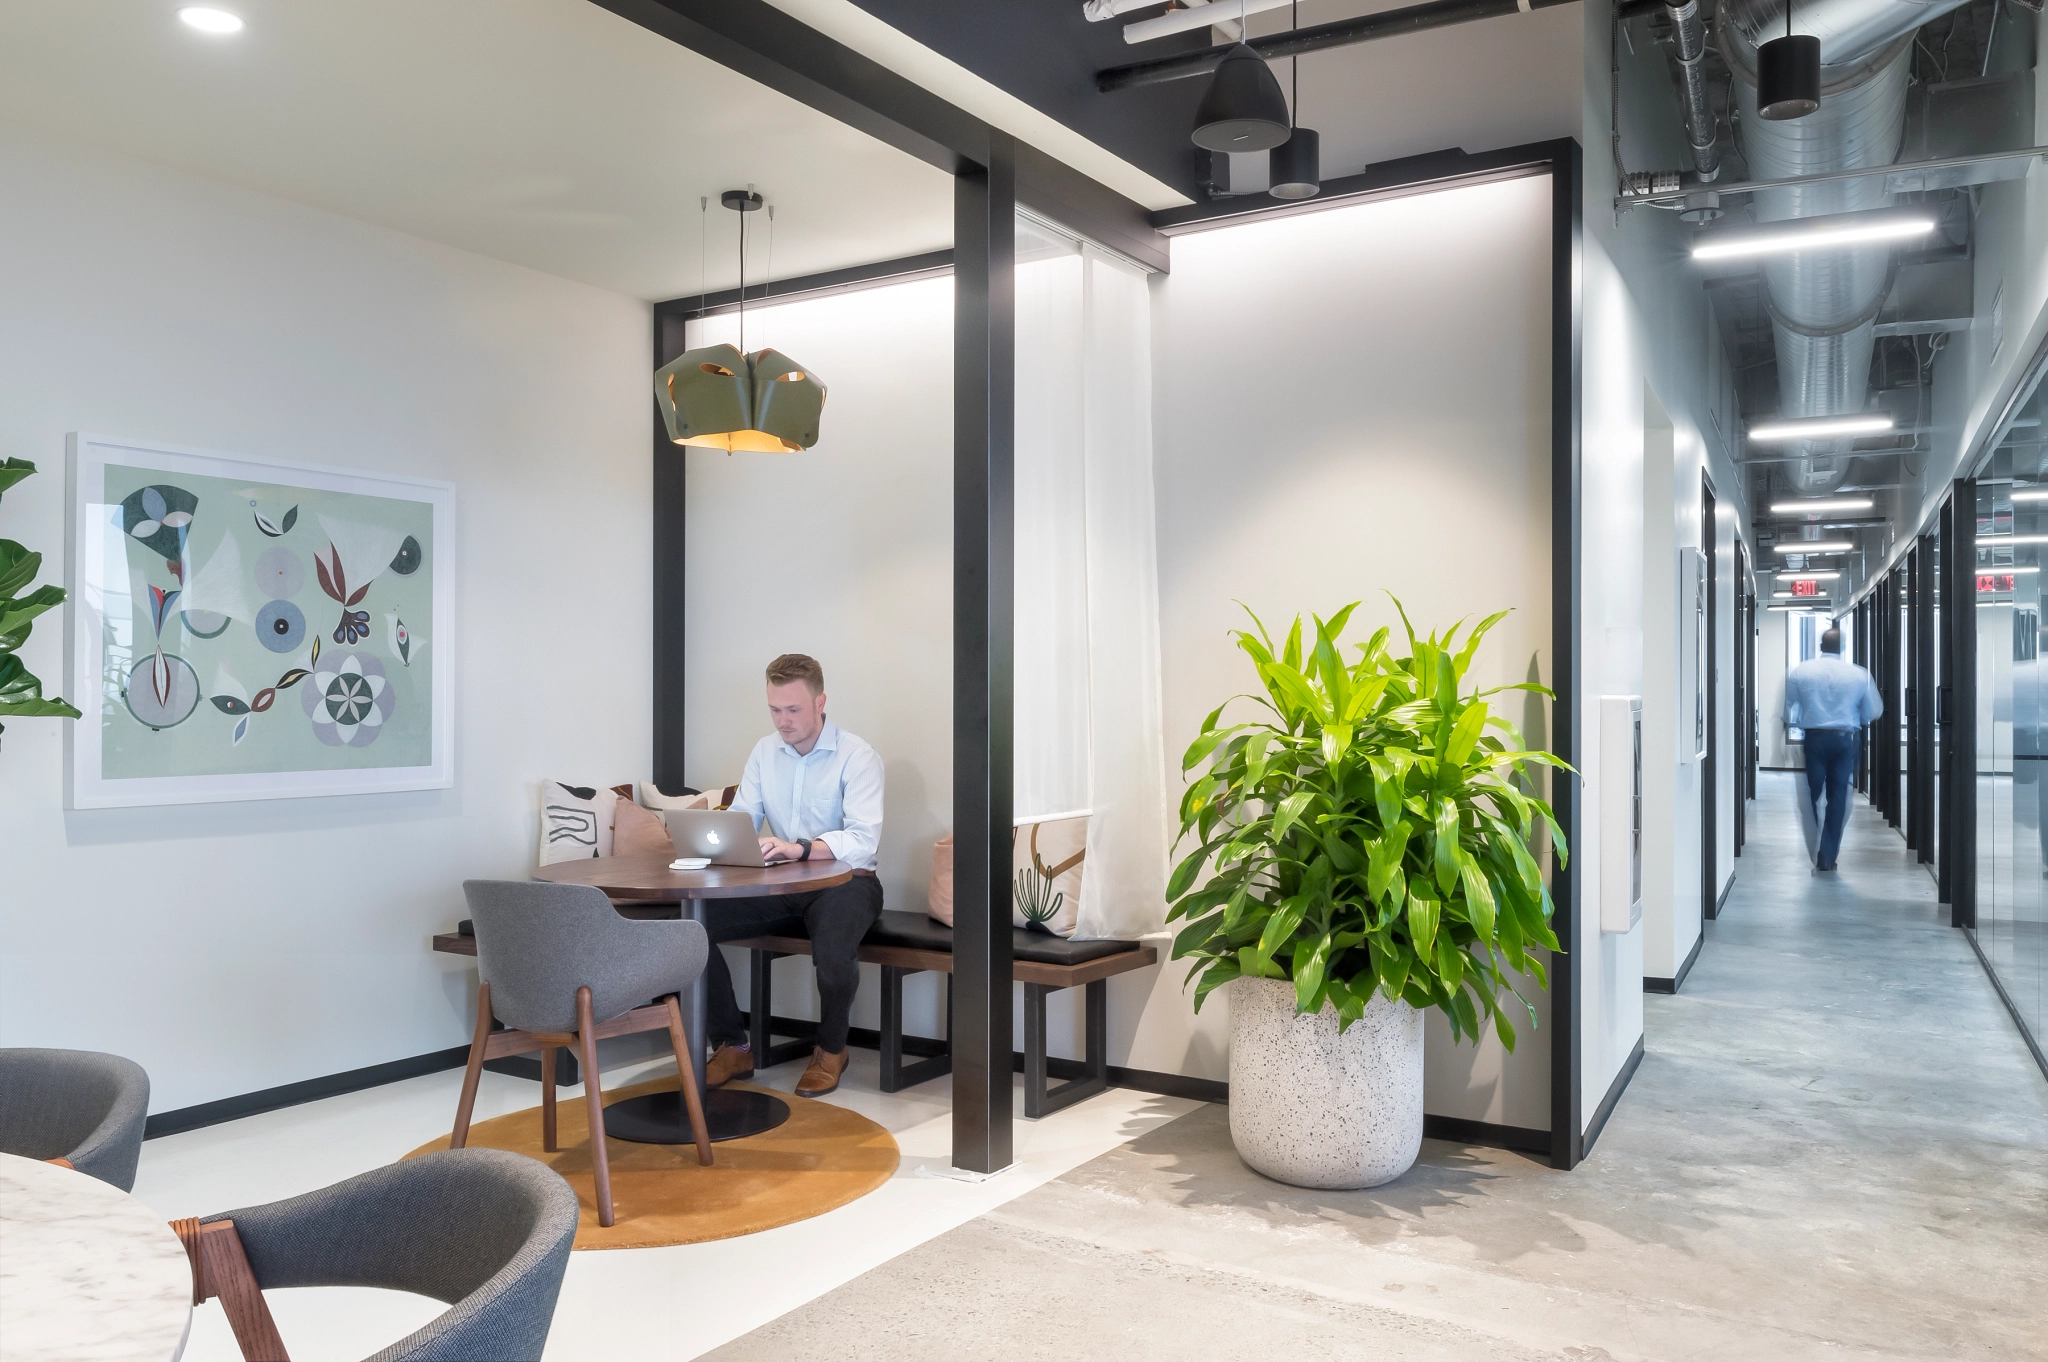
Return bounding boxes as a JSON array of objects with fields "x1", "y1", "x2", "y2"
[
  {"x1": 700, "y1": 652, "x2": 885, "y2": 1099},
  {"x1": 1784, "y1": 627, "x2": 1883, "y2": 872}
]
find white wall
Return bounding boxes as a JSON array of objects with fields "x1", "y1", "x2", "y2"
[
  {"x1": 1584, "y1": 0, "x2": 1754, "y2": 1028},
  {"x1": 0, "y1": 123, "x2": 654, "y2": 1112},
  {"x1": 1147, "y1": 176, "x2": 1558, "y2": 1130}
]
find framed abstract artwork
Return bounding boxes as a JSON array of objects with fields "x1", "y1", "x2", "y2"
[{"x1": 66, "y1": 433, "x2": 453, "y2": 808}]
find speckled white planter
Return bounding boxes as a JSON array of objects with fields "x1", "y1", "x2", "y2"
[{"x1": 1227, "y1": 975, "x2": 1424, "y2": 1189}]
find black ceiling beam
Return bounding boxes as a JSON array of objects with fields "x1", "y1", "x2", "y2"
[
  {"x1": 589, "y1": 0, "x2": 1168, "y2": 271},
  {"x1": 1098, "y1": 0, "x2": 1665, "y2": 91}
]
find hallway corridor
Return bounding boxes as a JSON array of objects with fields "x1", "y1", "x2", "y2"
[{"x1": 712, "y1": 773, "x2": 2048, "y2": 1362}]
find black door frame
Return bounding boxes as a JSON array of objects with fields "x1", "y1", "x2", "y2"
[
  {"x1": 1910, "y1": 536, "x2": 1936, "y2": 860},
  {"x1": 1733, "y1": 538, "x2": 1748, "y2": 856},
  {"x1": 1942, "y1": 479, "x2": 1978, "y2": 927},
  {"x1": 1702, "y1": 475, "x2": 1721, "y2": 920}
]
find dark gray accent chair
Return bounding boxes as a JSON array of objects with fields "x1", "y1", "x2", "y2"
[
  {"x1": 202, "y1": 1147, "x2": 578, "y2": 1362},
  {"x1": 0, "y1": 1047, "x2": 150, "y2": 1191},
  {"x1": 453, "y1": 879, "x2": 714, "y2": 1226}
]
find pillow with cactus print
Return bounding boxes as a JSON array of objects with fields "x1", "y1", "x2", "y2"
[{"x1": 1011, "y1": 814, "x2": 1088, "y2": 937}]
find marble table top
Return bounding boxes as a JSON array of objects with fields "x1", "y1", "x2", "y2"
[{"x1": 0, "y1": 1152, "x2": 191, "y2": 1362}]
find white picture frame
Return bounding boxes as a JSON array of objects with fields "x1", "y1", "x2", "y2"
[{"x1": 66, "y1": 432, "x2": 455, "y2": 808}]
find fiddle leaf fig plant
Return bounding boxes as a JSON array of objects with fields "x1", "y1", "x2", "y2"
[
  {"x1": 1165, "y1": 599, "x2": 1570, "y2": 1050},
  {"x1": 0, "y1": 458, "x2": 82, "y2": 748}
]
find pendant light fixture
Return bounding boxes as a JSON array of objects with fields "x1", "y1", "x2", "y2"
[
  {"x1": 1756, "y1": 0, "x2": 1820, "y2": 121},
  {"x1": 654, "y1": 188, "x2": 827, "y2": 453},
  {"x1": 1267, "y1": 0, "x2": 1320, "y2": 199},
  {"x1": 1191, "y1": 0, "x2": 1291, "y2": 152}
]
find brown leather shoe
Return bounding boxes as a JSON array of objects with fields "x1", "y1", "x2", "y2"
[
  {"x1": 705, "y1": 1044, "x2": 754, "y2": 1087},
  {"x1": 796, "y1": 1046, "x2": 848, "y2": 1097}
]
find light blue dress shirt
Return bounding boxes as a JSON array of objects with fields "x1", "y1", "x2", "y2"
[
  {"x1": 730, "y1": 720, "x2": 884, "y2": 871},
  {"x1": 1785, "y1": 655, "x2": 1884, "y2": 732}
]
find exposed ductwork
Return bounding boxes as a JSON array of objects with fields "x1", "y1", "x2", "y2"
[
  {"x1": 1719, "y1": 0, "x2": 1972, "y2": 492},
  {"x1": 1664, "y1": 0, "x2": 1720, "y2": 181}
]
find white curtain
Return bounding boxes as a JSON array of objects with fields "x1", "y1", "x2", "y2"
[{"x1": 1014, "y1": 215, "x2": 1170, "y2": 939}]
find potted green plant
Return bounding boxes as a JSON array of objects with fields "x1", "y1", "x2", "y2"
[
  {"x1": 1166, "y1": 600, "x2": 1567, "y2": 1188},
  {"x1": 0, "y1": 458, "x2": 81, "y2": 750}
]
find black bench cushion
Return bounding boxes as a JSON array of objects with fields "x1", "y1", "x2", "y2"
[{"x1": 862, "y1": 910, "x2": 1141, "y2": 966}]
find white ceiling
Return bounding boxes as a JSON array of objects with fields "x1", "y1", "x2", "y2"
[{"x1": 0, "y1": 0, "x2": 956, "y2": 301}]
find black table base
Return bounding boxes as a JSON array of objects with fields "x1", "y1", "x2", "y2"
[{"x1": 603, "y1": 1088, "x2": 790, "y2": 1144}]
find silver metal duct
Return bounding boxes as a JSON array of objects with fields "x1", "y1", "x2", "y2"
[
  {"x1": 1665, "y1": 0, "x2": 1720, "y2": 181},
  {"x1": 1720, "y1": 0, "x2": 1972, "y2": 492}
]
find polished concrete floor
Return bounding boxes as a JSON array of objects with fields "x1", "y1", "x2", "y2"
[{"x1": 712, "y1": 776, "x2": 2048, "y2": 1362}]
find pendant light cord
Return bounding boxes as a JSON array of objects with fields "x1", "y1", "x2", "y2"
[
  {"x1": 738, "y1": 198, "x2": 747, "y2": 356},
  {"x1": 1291, "y1": 0, "x2": 1298, "y2": 129}
]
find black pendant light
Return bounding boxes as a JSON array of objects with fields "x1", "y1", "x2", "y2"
[
  {"x1": 654, "y1": 189, "x2": 827, "y2": 453},
  {"x1": 1756, "y1": 0, "x2": 1820, "y2": 121},
  {"x1": 1268, "y1": 1, "x2": 1320, "y2": 199},
  {"x1": 1192, "y1": 1, "x2": 1291, "y2": 152}
]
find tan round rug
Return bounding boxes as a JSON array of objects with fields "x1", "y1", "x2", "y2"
[{"x1": 404, "y1": 1075, "x2": 899, "y2": 1251}]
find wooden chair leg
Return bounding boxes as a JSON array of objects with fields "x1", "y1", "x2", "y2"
[
  {"x1": 664, "y1": 994, "x2": 714, "y2": 1167},
  {"x1": 540, "y1": 1044, "x2": 558, "y2": 1153},
  {"x1": 575, "y1": 986, "x2": 614, "y2": 1227},
  {"x1": 451, "y1": 980, "x2": 492, "y2": 1149},
  {"x1": 171, "y1": 1218, "x2": 290, "y2": 1362}
]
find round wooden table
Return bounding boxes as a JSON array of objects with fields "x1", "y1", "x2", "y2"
[
  {"x1": 533, "y1": 853, "x2": 853, "y2": 1142},
  {"x1": 0, "y1": 1152, "x2": 192, "y2": 1362}
]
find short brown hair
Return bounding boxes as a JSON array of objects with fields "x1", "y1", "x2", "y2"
[{"x1": 765, "y1": 653, "x2": 825, "y2": 695}]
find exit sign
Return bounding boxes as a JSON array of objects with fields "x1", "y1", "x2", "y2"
[
  {"x1": 1792, "y1": 579, "x2": 1819, "y2": 596},
  {"x1": 1980, "y1": 573, "x2": 2016, "y2": 593}
]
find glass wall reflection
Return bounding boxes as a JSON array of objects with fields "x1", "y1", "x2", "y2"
[{"x1": 1973, "y1": 370, "x2": 2047, "y2": 1055}]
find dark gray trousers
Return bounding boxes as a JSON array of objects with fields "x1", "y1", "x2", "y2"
[{"x1": 702, "y1": 875, "x2": 885, "y2": 1054}]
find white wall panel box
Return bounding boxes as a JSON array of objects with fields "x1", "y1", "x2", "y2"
[
  {"x1": 1601, "y1": 695, "x2": 1645, "y2": 934},
  {"x1": 1679, "y1": 548, "x2": 1708, "y2": 763}
]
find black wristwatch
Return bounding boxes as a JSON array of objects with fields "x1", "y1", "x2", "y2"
[{"x1": 797, "y1": 838, "x2": 814, "y2": 862}]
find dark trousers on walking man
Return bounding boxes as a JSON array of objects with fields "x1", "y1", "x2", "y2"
[{"x1": 1804, "y1": 727, "x2": 1859, "y2": 871}]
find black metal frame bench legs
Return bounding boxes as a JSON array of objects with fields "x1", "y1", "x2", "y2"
[
  {"x1": 1023, "y1": 979, "x2": 1107, "y2": 1118},
  {"x1": 879, "y1": 966, "x2": 953, "y2": 1092}
]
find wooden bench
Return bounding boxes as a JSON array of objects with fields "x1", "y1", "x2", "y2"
[
  {"x1": 731, "y1": 910, "x2": 1154, "y2": 1118},
  {"x1": 434, "y1": 910, "x2": 1156, "y2": 1118}
]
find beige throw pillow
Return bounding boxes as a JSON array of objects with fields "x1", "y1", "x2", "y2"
[
  {"x1": 928, "y1": 835, "x2": 954, "y2": 926},
  {"x1": 640, "y1": 782, "x2": 739, "y2": 812},
  {"x1": 539, "y1": 780, "x2": 617, "y2": 865},
  {"x1": 1012, "y1": 815, "x2": 1088, "y2": 938}
]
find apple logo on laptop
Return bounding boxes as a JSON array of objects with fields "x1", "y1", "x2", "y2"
[{"x1": 707, "y1": 832, "x2": 720, "y2": 846}]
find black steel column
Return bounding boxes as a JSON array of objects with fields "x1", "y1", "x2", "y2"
[
  {"x1": 652, "y1": 304, "x2": 692, "y2": 792},
  {"x1": 1948, "y1": 480, "x2": 1977, "y2": 928},
  {"x1": 1912, "y1": 538, "x2": 1936, "y2": 860},
  {"x1": 952, "y1": 132, "x2": 1016, "y2": 1175},
  {"x1": 1546, "y1": 144, "x2": 1583, "y2": 1172}
]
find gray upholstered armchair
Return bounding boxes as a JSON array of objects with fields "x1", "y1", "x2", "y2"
[
  {"x1": 0, "y1": 1047, "x2": 150, "y2": 1191},
  {"x1": 451, "y1": 879, "x2": 713, "y2": 1227},
  {"x1": 176, "y1": 1147, "x2": 577, "y2": 1362}
]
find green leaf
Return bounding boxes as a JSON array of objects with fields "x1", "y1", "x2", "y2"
[
  {"x1": 1366, "y1": 821, "x2": 1411, "y2": 902},
  {"x1": 0, "y1": 584, "x2": 65, "y2": 647},
  {"x1": 1190, "y1": 958, "x2": 1242, "y2": 1012},
  {"x1": 0, "y1": 458, "x2": 35, "y2": 499},
  {"x1": 1443, "y1": 700, "x2": 1489, "y2": 764},
  {"x1": 1270, "y1": 789, "x2": 1316, "y2": 842},
  {"x1": 1183, "y1": 722, "x2": 1252, "y2": 772},
  {"x1": 1458, "y1": 854, "x2": 1498, "y2": 939},
  {"x1": 0, "y1": 653, "x2": 40, "y2": 701},
  {"x1": 1434, "y1": 799, "x2": 1460, "y2": 895},
  {"x1": 1406, "y1": 888, "x2": 1440, "y2": 961},
  {"x1": 0, "y1": 696, "x2": 80, "y2": 719},
  {"x1": 1171, "y1": 910, "x2": 1226, "y2": 960},
  {"x1": 1166, "y1": 843, "x2": 1212, "y2": 901},
  {"x1": 0, "y1": 541, "x2": 41, "y2": 603},
  {"x1": 1294, "y1": 931, "x2": 1332, "y2": 1010},
  {"x1": 1257, "y1": 898, "x2": 1307, "y2": 961}
]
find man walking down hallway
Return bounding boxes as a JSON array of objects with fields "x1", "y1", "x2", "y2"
[{"x1": 1786, "y1": 625, "x2": 1883, "y2": 872}]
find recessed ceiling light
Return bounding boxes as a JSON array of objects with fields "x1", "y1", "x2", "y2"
[
  {"x1": 178, "y1": 7, "x2": 244, "y2": 34},
  {"x1": 1749, "y1": 413, "x2": 1895, "y2": 442},
  {"x1": 1770, "y1": 497, "x2": 1873, "y2": 515}
]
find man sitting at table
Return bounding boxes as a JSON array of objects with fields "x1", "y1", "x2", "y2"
[{"x1": 702, "y1": 653, "x2": 884, "y2": 1098}]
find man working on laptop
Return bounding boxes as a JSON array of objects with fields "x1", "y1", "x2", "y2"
[{"x1": 702, "y1": 653, "x2": 884, "y2": 1097}]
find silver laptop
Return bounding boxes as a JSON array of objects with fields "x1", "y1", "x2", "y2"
[{"x1": 664, "y1": 809, "x2": 765, "y2": 867}]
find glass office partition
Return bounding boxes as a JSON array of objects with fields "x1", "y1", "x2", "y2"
[{"x1": 1972, "y1": 363, "x2": 2048, "y2": 1058}]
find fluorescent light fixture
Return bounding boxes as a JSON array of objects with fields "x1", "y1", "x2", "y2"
[
  {"x1": 1774, "y1": 591, "x2": 1836, "y2": 599},
  {"x1": 1749, "y1": 413, "x2": 1895, "y2": 442},
  {"x1": 2010, "y1": 488, "x2": 2048, "y2": 503},
  {"x1": 1978, "y1": 565, "x2": 2042, "y2": 575},
  {"x1": 1980, "y1": 534, "x2": 2048, "y2": 546},
  {"x1": 1778, "y1": 571, "x2": 1842, "y2": 581},
  {"x1": 1771, "y1": 497, "x2": 1873, "y2": 515},
  {"x1": 1767, "y1": 603, "x2": 1833, "y2": 611},
  {"x1": 178, "y1": 7, "x2": 243, "y2": 32},
  {"x1": 1691, "y1": 207, "x2": 1936, "y2": 262},
  {"x1": 1773, "y1": 542, "x2": 1852, "y2": 554}
]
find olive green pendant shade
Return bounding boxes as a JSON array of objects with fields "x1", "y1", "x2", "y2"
[{"x1": 654, "y1": 342, "x2": 826, "y2": 453}]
